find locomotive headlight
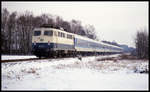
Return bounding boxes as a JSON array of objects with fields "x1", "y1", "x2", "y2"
[
  {"x1": 48, "y1": 41, "x2": 50, "y2": 45},
  {"x1": 34, "y1": 41, "x2": 36, "y2": 45}
]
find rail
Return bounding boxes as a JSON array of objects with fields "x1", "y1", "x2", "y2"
[{"x1": 1, "y1": 58, "x2": 49, "y2": 63}]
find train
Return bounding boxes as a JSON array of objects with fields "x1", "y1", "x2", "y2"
[{"x1": 32, "y1": 26, "x2": 123, "y2": 58}]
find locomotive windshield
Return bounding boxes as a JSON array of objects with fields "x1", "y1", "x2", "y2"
[
  {"x1": 44, "y1": 30, "x2": 53, "y2": 36},
  {"x1": 34, "y1": 31, "x2": 41, "y2": 36}
]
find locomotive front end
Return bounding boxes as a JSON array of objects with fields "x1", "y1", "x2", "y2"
[{"x1": 32, "y1": 28, "x2": 54, "y2": 58}]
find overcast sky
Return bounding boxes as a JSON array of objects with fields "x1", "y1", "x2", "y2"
[{"x1": 2, "y1": 1, "x2": 149, "y2": 47}]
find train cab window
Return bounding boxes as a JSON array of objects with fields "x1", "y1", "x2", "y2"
[
  {"x1": 34, "y1": 31, "x2": 41, "y2": 36},
  {"x1": 44, "y1": 30, "x2": 53, "y2": 36},
  {"x1": 61, "y1": 32, "x2": 65, "y2": 38}
]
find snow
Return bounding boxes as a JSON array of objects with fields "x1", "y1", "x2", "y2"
[
  {"x1": 1, "y1": 55, "x2": 37, "y2": 60},
  {"x1": 1, "y1": 54, "x2": 149, "y2": 90}
]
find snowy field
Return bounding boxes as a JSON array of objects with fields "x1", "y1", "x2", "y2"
[{"x1": 1, "y1": 54, "x2": 149, "y2": 90}]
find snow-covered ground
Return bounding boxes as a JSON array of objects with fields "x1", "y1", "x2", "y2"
[{"x1": 1, "y1": 54, "x2": 149, "y2": 90}]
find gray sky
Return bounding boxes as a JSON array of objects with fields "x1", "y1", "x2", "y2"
[{"x1": 2, "y1": 1, "x2": 149, "y2": 47}]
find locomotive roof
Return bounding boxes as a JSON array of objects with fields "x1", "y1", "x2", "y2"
[
  {"x1": 34, "y1": 27, "x2": 74, "y2": 35},
  {"x1": 34, "y1": 27, "x2": 123, "y2": 50}
]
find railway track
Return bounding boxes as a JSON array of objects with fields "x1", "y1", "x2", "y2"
[
  {"x1": 1, "y1": 58, "x2": 52, "y2": 63},
  {"x1": 1, "y1": 56, "x2": 78, "y2": 63},
  {"x1": 1, "y1": 54, "x2": 116, "y2": 63}
]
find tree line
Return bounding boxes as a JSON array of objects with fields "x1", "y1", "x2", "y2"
[
  {"x1": 1, "y1": 8, "x2": 98, "y2": 55},
  {"x1": 134, "y1": 28, "x2": 149, "y2": 59}
]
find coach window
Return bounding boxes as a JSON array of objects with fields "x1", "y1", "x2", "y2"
[
  {"x1": 54, "y1": 31, "x2": 57, "y2": 36},
  {"x1": 63, "y1": 33, "x2": 65, "y2": 38},
  {"x1": 34, "y1": 31, "x2": 41, "y2": 36},
  {"x1": 67, "y1": 34, "x2": 69, "y2": 39},
  {"x1": 61, "y1": 32, "x2": 65, "y2": 38},
  {"x1": 62, "y1": 33, "x2": 64, "y2": 37},
  {"x1": 44, "y1": 30, "x2": 53, "y2": 36},
  {"x1": 67, "y1": 34, "x2": 72, "y2": 39},
  {"x1": 58, "y1": 32, "x2": 61, "y2": 37},
  {"x1": 70, "y1": 35, "x2": 72, "y2": 39},
  {"x1": 61, "y1": 32, "x2": 63, "y2": 37}
]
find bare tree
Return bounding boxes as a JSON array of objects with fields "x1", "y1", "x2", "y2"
[
  {"x1": 70, "y1": 20, "x2": 86, "y2": 35},
  {"x1": 33, "y1": 16, "x2": 45, "y2": 28},
  {"x1": 55, "y1": 16, "x2": 63, "y2": 27},
  {"x1": 7, "y1": 11, "x2": 17, "y2": 54},
  {"x1": 1, "y1": 8, "x2": 9, "y2": 54},
  {"x1": 61, "y1": 21, "x2": 71, "y2": 32},
  {"x1": 135, "y1": 28, "x2": 149, "y2": 59},
  {"x1": 84, "y1": 24, "x2": 97, "y2": 40},
  {"x1": 16, "y1": 11, "x2": 34, "y2": 54}
]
